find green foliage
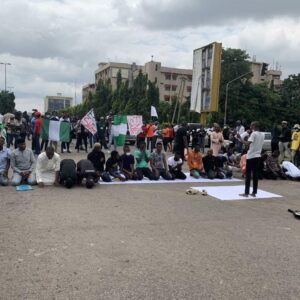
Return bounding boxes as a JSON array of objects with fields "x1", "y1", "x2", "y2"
[{"x1": 0, "y1": 91, "x2": 16, "y2": 114}]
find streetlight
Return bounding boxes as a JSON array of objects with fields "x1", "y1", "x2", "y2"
[
  {"x1": 0, "y1": 62, "x2": 12, "y2": 92},
  {"x1": 224, "y1": 71, "x2": 252, "y2": 125}
]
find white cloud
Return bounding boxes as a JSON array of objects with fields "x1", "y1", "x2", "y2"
[{"x1": 0, "y1": 0, "x2": 299, "y2": 112}]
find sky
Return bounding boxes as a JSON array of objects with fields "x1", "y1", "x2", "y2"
[{"x1": 1, "y1": 0, "x2": 300, "y2": 112}]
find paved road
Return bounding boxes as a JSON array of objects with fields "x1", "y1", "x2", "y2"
[{"x1": 1, "y1": 149, "x2": 300, "y2": 299}]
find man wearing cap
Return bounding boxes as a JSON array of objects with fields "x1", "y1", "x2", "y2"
[
  {"x1": 291, "y1": 124, "x2": 300, "y2": 165},
  {"x1": 10, "y1": 138, "x2": 36, "y2": 186},
  {"x1": 278, "y1": 121, "x2": 291, "y2": 163}
]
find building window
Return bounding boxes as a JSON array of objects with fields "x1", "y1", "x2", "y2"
[
  {"x1": 187, "y1": 86, "x2": 191, "y2": 93},
  {"x1": 165, "y1": 73, "x2": 171, "y2": 80},
  {"x1": 164, "y1": 95, "x2": 170, "y2": 101},
  {"x1": 172, "y1": 85, "x2": 177, "y2": 91},
  {"x1": 165, "y1": 84, "x2": 171, "y2": 91},
  {"x1": 155, "y1": 64, "x2": 158, "y2": 71},
  {"x1": 172, "y1": 74, "x2": 177, "y2": 80},
  {"x1": 187, "y1": 75, "x2": 192, "y2": 81}
]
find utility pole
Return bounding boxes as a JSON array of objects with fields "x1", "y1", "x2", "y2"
[
  {"x1": 0, "y1": 62, "x2": 12, "y2": 92},
  {"x1": 224, "y1": 71, "x2": 252, "y2": 125}
]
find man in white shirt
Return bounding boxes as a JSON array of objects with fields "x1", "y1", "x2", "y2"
[
  {"x1": 36, "y1": 146, "x2": 61, "y2": 187},
  {"x1": 238, "y1": 121, "x2": 264, "y2": 197},
  {"x1": 167, "y1": 152, "x2": 186, "y2": 180}
]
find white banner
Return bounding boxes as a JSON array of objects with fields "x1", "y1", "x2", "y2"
[
  {"x1": 81, "y1": 109, "x2": 97, "y2": 135},
  {"x1": 190, "y1": 48, "x2": 203, "y2": 113},
  {"x1": 151, "y1": 106, "x2": 158, "y2": 118},
  {"x1": 127, "y1": 115, "x2": 143, "y2": 136}
]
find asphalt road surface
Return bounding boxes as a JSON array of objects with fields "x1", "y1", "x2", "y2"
[{"x1": 1, "y1": 148, "x2": 300, "y2": 300}]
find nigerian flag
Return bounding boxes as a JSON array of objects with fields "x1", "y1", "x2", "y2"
[
  {"x1": 42, "y1": 119, "x2": 70, "y2": 142},
  {"x1": 112, "y1": 115, "x2": 128, "y2": 146}
]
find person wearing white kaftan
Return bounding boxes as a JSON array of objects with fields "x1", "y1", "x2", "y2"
[{"x1": 36, "y1": 147, "x2": 61, "y2": 186}]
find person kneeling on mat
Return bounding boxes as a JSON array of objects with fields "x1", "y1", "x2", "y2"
[
  {"x1": 77, "y1": 159, "x2": 99, "y2": 189},
  {"x1": 59, "y1": 159, "x2": 77, "y2": 188},
  {"x1": 187, "y1": 144, "x2": 205, "y2": 179}
]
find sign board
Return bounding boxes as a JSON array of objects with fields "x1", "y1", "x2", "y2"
[{"x1": 190, "y1": 42, "x2": 222, "y2": 113}]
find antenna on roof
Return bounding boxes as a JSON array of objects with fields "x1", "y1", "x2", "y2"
[{"x1": 151, "y1": 55, "x2": 154, "y2": 62}]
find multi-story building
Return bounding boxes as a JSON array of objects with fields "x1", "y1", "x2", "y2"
[
  {"x1": 82, "y1": 58, "x2": 283, "y2": 103},
  {"x1": 250, "y1": 60, "x2": 282, "y2": 89},
  {"x1": 44, "y1": 94, "x2": 73, "y2": 113},
  {"x1": 82, "y1": 83, "x2": 96, "y2": 102},
  {"x1": 90, "y1": 60, "x2": 193, "y2": 103}
]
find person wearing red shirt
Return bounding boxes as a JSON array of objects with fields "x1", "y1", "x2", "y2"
[
  {"x1": 137, "y1": 123, "x2": 147, "y2": 149},
  {"x1": 34, "y1": 112, "x2": 42, "y2": 155}
]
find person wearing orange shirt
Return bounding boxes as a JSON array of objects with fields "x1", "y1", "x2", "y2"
[
  {"x1": 146, "y1": 122, "x2": 155, "y2": 151},
  {"x1": 162, "y1": 124, "x2": 170, "y2": 152},
  {"x1": 187, "y1": 144, "x2": 204, "y2": 179}
]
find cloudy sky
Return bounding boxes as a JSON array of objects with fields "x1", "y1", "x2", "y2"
[{"x1": 1, "y1": 0, "x2": 300, "y2": 112}]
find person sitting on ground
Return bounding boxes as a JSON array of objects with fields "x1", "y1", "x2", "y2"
[
  {"x1": 258, "y1": 150, "x2": 268, "y2": 180},
  {"x1": 223, "y1": 146, "x2": 240, "y2": 172},
  {"x1": 0, "y1": 136, "x2": 10, "y2": 186},
  {"x1": 134, "y1": 141, "x2": 157, "y2": 180},
  {"x1": 36, "y1": 146, "x2": 61, "y2": 187},
  {"x1": 105, "y1": 150, "x2": 126, "y2": 181},
  {"x1": 77, "y1": 159, "x2": 99, "y2": 188},
  {"x1": 215, "y1": 155, "x2": 233, "y2": 179},
  {"x1": 120, "y1": 145, "x2": 137, "y2": 180},
  {"x1": 264, "y1": 150, "x2": 287, "y2": 180},
  {"x1": 10, "y1": 138, "x2": 36, "y2": 186},
  {"x1": 187, "y1": 144, "x2": 204, "y2": 179},
  {"x1": 282, "y1": 160, "x2": 300, "y2": 180},
  {"x1": 59, "y1": 159, "x2": 77, "y2": 188},
  {"x1": 87, "y1": 143, "x2": 111, "y2": 182},
  {"x1": 150, "y1": 142, "x2": 172, "y2": 180},
  {"x1": 203, "y1": 149, "x2": 218, "y2": 180},
  {"x1": 167, "y1": 152, "x2": 186, "y2": 180}
]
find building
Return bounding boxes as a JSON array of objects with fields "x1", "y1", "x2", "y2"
[
  {"x1": 82, "y1": 83, "x2": 96, "y2": 102},
  {"x1": 91, "y1": 60, "x2": 193, "y2": 103},
  {"x1": 250, "y1": 60, "x2": 283, "y2": 89},
  {"x1": 44, "y1": 94, "x2": 73, "y2": 113}
]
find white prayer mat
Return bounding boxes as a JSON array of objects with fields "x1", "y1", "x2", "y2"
[
  {"x1": 99, "y1": 173, "x2": 241, "y2": 185},
  {"x1": 191, "y1": 185, "x2": 282, "y2": 201}
]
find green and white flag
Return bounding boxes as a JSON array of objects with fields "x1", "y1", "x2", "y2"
[
  {"x1": 112, "y1": 115, "x2": 128, "y2": 146},
  {"x1": 42, "y1": 119, "x2": 70, "y2": 142}
]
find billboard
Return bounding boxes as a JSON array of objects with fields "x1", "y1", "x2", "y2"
[{"x1": 190, "y1": 42, "x2": 222, "y2": 113}]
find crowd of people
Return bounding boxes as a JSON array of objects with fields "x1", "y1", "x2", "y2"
[{"x1": 1, "y1": 110, "x2": 300, "y2": 193}]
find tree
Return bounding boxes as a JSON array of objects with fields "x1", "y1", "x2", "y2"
[{"x1": 0, "y1": 91, "x2": 16, "y2": 114}]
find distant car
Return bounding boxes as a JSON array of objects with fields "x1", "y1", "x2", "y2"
[
  {"x1": 125, "y1": 130, "x2": 136, "y2": 145},
  {"x1": 261, "y1": 132, "x2": 271, "y2": 151}
]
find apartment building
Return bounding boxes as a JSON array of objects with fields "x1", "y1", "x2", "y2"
[
  {"x1": 44, "y1": 94, "x2": 73, "y2": 113},
  {"x1": 91, "y1": 60, "x2": 193, "y2": 102},
  {"x1": 250, "y1": 61, "x2": 282, "y2": 88},
  {"x1": 82, "y1": 83, "x2": 96, "y2": 101}
]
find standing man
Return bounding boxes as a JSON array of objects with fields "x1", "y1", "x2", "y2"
[
  {"x1": 10, "y1": 138, "x2": 36, "y2": 186},
  {"x1": 96, "y1": 117, "x2": 108, "y2": 149},
  {"x1": 278, "y1": 121, "x2": 291, "y2": 162},
  {"x1": 238, "y1": 121, "x2": 264, "y2": 197},
  {"x1": 0, "y1": 136, "x2": 10, "y2": 186},
  {"x1": 33, "y1": 112, "x2": 42, "y2": 155},
  {"x1": 173, "y1": 122, "x2": 188, "y2": 160}
]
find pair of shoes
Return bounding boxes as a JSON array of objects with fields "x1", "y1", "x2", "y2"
[
  {"x1": 239, "y1": 193, "x2": 249, "y2": 197},
  {"x1": 67, "y1": 150, "x2": 71, "y2": 153},
  {"x1": 250, "y1": 193, "x2": 256, "y2": 197},
  {"x1": 186, "y1": 188, "x2": 199, "y2": 195}
]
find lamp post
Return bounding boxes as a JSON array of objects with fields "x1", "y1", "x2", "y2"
[
  {"x1": 224, "y1": 71, "x2": 252, "y2": 125},
  {"x1": 0, "y1": 62, "x2": 12, "y2": 92}
]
